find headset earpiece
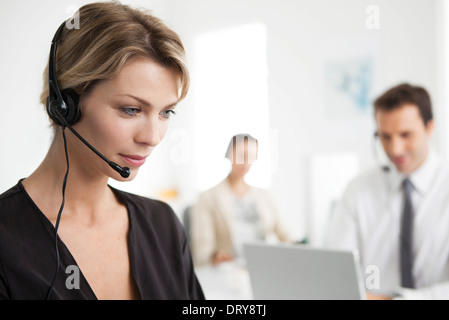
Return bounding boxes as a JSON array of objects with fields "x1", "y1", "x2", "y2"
[
  {"x1": 60, "y1": 88, "x2": 81, "y2": 125},
  {"x1": 46, "y1": 89, "x2": 80, "y2": 126},
  {"x1": 46, "y1": 96, "x2": 60, "y2": 125}
]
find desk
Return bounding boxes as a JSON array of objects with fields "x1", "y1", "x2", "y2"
[{"x1": 194, "y1": 261, "x2": 253, "y2": 300}]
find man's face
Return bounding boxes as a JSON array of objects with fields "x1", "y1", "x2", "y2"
[{"x1": 375, "y1": 103, "x2": 434, "y2": 174}]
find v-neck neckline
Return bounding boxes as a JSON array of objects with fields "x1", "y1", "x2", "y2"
[{"x1": 17, "y1": 179, "x2": 141, "y2": 300}]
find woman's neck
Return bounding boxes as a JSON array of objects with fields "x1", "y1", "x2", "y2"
[
  {"x1": 226, "y1": 173, "x2": 248, "y2": 197},
  {"x1": 22, "y1": 132, "x2": 114, "y2": 223}
]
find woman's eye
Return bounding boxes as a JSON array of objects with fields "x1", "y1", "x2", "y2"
[
  {"x1": 121, "y1": 107, "x2": 141, "y2": 116},
  {"x1": 161, "y1": 110, "x2": 176, "y2": 119}
]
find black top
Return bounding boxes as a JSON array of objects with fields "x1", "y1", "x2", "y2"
[{"x1": 0, "y1": 180, "x2": 205, "y2": 300}]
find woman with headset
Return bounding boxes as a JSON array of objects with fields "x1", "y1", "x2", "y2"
[{"x1": 0, "y1": 2, "x2": 204, "y2": 300}]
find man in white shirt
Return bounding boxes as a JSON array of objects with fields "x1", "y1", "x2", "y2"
[{"x1": 326, "y1": 83, "x2": 449, "y2": 299}]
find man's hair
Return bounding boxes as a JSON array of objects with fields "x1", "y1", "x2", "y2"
[{"x1": 373, "y1": 83, "x2": 433, "y2": 125}]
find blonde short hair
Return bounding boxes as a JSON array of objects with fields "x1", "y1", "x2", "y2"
[{"x1": 40, "y1": 1, "x2": 189, "y2": 125}]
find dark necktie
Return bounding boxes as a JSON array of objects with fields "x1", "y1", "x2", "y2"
[{"x1": 400, "y1": 178, "x2": 415, "y2": 288}]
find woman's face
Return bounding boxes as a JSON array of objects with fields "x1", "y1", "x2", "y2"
[
  {"x1": 230, "y1": 140, "x2": 258, "y2": 178},
  {"x1": 69, "y1": 57, "x2": 180, "y2": 181}
]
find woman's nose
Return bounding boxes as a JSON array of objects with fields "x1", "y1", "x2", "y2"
[{"x1": 135, "y1": 116, "x2": 163, "y2": 147}]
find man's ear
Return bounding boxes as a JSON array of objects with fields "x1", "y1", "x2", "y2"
[{"x1": 425, "y1": 119, "x2": 435, "y2": 137}]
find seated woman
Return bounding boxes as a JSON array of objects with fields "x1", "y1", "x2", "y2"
[
  {"x1": 190, "y1": 133, "x2": 293, "y2": 267},
  {"x1": 0, "y1": 1, "x2": 204, "y2": 300}
]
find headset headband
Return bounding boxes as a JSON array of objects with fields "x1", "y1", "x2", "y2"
[{"x1": 48, "y1": 21, "x2": 68, "y2": 105}]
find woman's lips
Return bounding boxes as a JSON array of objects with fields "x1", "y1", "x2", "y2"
[{"x1": 119, "y1": 154, "x2": 147, "y2": 167}]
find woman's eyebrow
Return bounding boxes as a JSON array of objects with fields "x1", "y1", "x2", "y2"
[
  {"x1": 117, "y1": 93, "x2": 178, "y2": 109},
  {"x1": 118, "y1": 93, "x2": 151, "y2": 107}
]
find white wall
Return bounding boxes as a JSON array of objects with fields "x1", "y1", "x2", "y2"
[{"x1": 0, "y1": 0, "x2": 442, "y2": 243}]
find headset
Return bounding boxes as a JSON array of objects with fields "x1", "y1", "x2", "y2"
[
  {"x1": 373, "y1": 131, "x2": 390, "y2": 173},
  {"x1": 46, "y1": 21, "x2": 131, "y2": 179},
  {"x1": 46, "y1": 22, "x2": 80, "y2": 127},
  {"x1": 45, "y1": 20, "x2": 131, "y2": 299}
]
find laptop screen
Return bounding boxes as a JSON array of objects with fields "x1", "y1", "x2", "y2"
[{"x1": 243, "y1": 242, "x2": 366, "y2": 300}]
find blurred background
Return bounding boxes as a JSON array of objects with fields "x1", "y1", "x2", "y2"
[{"x1": 0, "y1": 0, "x2": 447, "y2": 247}]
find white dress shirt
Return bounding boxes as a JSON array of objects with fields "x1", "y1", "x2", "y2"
[{"x1": 325, "y1": 149, "x2": 449, "y2": 299}]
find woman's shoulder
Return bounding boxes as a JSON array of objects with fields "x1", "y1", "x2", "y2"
[
  {"x1": 110, "y1": 186, "x2": 181, "y2": 227},
  {"x1": 0, "y1": 182, "x2": 22, "y2": 201},
  {"x1": 0, "y1": 181, "x2": 28, "y2": 219},
  {"x1": 201, "y1": 179, "x2": 230, "y2": 195},
  {"x1": 0, "y1": 181, "x2": 51, "y2": 247},
  {"x1": 194, "y1": 179, "x2": 231, "y2": 204},
  {"x1": 248, "y1": 184, "x2": 271, "y2": 197}
]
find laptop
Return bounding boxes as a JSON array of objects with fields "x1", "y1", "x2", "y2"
[{"x1": 243, "y1": 242, "x2": 366, "y2": 300}]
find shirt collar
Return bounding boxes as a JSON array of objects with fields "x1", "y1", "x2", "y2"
[
  {"x1": 409, "y1": 149, "x2": 441, "y2": 195},
  {"x1": 388, "y1": 148, "x2": 441, "y2": 195}
]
